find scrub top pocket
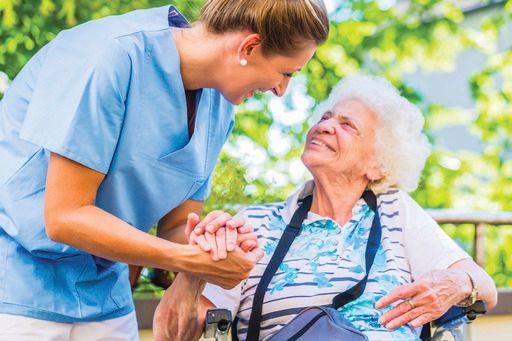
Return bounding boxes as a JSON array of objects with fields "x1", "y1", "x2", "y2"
[
  {"x1": 0, "y1": 148, "x2": 85, "y2": 259},
  {"x1": 2, "y1": 244, "x2": 86, "y2": 317}
]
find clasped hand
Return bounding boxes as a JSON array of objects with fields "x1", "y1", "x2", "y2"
[
  {"x1": 185, "y1": 210, "x2": 258, "y2": 261},
  {"x1": 153, "y1": 211, "x2": 261, "y2": 341}
]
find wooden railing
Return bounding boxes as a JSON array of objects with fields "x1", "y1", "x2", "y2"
[{"x1": 426, "y1": 209, "x2": 512, "y2": 268}]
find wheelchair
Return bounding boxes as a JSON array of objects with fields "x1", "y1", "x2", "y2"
[{"x1": 202, "y1": 301, "x2": 487, "y2": 341}]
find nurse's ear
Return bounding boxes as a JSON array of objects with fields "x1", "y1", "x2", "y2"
[{"x1": 237, "y1": 33, "x2": 262, "y2": 65}]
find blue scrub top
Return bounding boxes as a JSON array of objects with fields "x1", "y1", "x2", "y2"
[{"x1": 0, "y1": 6, "x2": 234, "y2": 322}]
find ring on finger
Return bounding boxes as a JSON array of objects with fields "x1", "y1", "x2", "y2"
[{"x1": 407, "y1": 299, "x2": 416, "y2": 310}]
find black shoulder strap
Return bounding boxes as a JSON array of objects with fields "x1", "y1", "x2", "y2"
[
  {"x1": 246, "y1": 191, "x2": 381, "y2": 340},
  {"x1": 332, "y1": 191, "x2": 382, "y2": 309},
  {"x1": 246, "y1": 195, "x2": 313, "y2": 341}
]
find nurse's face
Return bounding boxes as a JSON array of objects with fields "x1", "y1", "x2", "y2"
[{"x1": 224, "y1": 41, "x2": 317, "y2": 105}]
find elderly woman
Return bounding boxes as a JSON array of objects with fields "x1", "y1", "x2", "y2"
[{"x1": 157, "y1": 75, "x2": 497, "y2": 340}]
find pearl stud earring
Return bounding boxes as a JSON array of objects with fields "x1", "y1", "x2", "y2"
[{"x1": 240, "y1": 58, "x2": 248, "y2": 66}]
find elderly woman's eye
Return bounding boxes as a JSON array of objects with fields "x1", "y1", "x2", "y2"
[{"x1": 341, "y1": 122, "x2": 358, "y2": 133}]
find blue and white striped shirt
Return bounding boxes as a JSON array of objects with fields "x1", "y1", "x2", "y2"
[{"x1": 203, "y1": 181, "x2": 469, "y2": 340}]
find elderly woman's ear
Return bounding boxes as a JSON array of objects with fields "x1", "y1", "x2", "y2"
[{"x1": 366, "y1": 167, "x2": 385, "y2": 183}]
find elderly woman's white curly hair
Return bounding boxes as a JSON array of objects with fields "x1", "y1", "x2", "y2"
[{"x1": 312, "y1": 74, "x2": 431, "y2": 193}]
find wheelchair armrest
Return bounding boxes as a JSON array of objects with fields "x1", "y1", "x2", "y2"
[
  {"x1": 420, "y1": 300, "x2": 487, "y2": 341},
  {"x1": 462, "y1": 300, "x2": 487, "y2": 321},
  {"x1": 433, "y1": 300, "x2": 487, "y2": 326}
]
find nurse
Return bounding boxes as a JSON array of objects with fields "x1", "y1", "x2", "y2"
[{"x1": 0, "y1": 0, "x2": 330, "y2": 340}]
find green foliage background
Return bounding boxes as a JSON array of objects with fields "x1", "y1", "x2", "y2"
[{"x1": 1, "y1": 0, "x2": 511, "y2": 287}]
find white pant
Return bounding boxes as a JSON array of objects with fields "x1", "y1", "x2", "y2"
[{"x1": 0, "y1": 312, "x2": 139, "y2": 341}]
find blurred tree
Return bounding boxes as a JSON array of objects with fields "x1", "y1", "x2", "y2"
[
  {"x1": 1, "y1": 0, "x2": 511, "y2": 286},
  {"x1": 467, "y1": 1, "x2": 512, "y2": 286},
  {"x1": 0, "y1": 0, "x2": 202, "y2": 92}
]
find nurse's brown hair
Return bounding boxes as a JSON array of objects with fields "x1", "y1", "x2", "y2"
[{"x1": 200, "y1": 0, "x2": 330, "y2": 56}]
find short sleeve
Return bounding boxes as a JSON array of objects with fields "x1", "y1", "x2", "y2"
[
  {"x1": 190, "y1": 174, "x2": 214, "y2": 201},
  {"x1": 202, "y1": 283, "x2": 242, "y2": 319},
  {"x1": 400, "y1": 192, "x2": 470, "y2": 280},
  {"x1": 19, "y1": 32, "x2": 131, "y2": 174}
]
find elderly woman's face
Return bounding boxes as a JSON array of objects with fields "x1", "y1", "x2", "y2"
[{"x1": 301, "y1": 99, "x2": 379, "y2": 180}]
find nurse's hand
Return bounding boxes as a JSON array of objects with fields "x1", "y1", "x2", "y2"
[
  {"x1": 185, "y1": 212, "x2": 257, "y2": 260},
  {"x1": 185, "y1": 211, "x2": 239, "y2": 255},
  {"x1": 200, "y1": 225, "x2": 258, "y2": 261},
  {"x1": 183, "y1": 243, "x2": 264, "y2": 289},
  {"x1": 190, "y1": 210, "x2": 241, "y2": 250}
]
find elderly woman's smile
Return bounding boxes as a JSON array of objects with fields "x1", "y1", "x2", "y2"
[
  {"x1": 309, "y1": 137, "x2": 336, "y2": 152},
  {"x1": 302, "y1": 99, "x2": 379, "y2": 183}
]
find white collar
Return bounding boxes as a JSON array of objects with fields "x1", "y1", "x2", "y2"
[{"x1": 280, "y1": 179, "x2": 366, "y2": 226}]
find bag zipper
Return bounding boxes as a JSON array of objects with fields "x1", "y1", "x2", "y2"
[{"x1": 288, "y1": 311, "x2": 327, "y2": 341}]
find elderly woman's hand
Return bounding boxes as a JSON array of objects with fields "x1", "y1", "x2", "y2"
[
  {"x1": 185, "y1": 211, "x2": 258, "y2": 261},
  {"x1": 375, "y1": 269, "x2": 473, "y2": 329}
]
